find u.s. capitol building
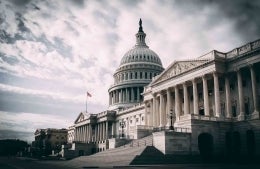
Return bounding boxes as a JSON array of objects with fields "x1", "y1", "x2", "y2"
[{"x1": 63, "y1": 19, "x2": 260, "y2": 159}]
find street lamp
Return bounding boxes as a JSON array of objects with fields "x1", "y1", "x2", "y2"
[
  {"x1": 168, "y1": 109, "x2": 175, "y2": 130},
  {"x1": 119, "y1": 120, "x2": 126, "y2": 138}
]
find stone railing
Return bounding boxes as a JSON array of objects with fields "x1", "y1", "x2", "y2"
[
  {"x1": 226, "y1": 39, "x2": 260, "y2": 59},
  {"x1": 136, "y1": 125, "x2": 154, "y2": 130},
  {"x1": 153, "y1": 126, "x2": 191, "y2": 133},
  {"x1": 197, "y1": 39, "x2": 260, "y2": 60},
  {"x1": 117, "y1": 103, "x2": 144, "y2": 115}
]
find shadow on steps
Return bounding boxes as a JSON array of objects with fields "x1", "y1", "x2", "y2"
[{"x1": 130, "y1": 146, "x2": 201, "y2": 165}]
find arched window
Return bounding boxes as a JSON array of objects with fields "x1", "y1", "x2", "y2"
[
  {"x1": 135, "y1": 72, "x2": 137, "y2": 79},
  {"x1": 140, "y1": 72, "x2": 143, "y2": 79},
  {"x1": 145, "y1": 72, "x2": 147, "y2": 79}
]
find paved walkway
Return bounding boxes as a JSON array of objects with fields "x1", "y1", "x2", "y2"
[{"x1": 1, "y1": 157, "x2": 260, "y2": 169}]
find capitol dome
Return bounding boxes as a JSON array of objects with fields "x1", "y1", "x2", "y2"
[
  {"x1": 108, "y1": 19, "x2": 164, "y2": 110},
  {"x1": 120, "y1": 45, "x2": 162, "y2": 66}
]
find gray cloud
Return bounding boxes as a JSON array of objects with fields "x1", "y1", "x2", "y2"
[
  {"x1": 10, "y1": 0, "x2": 31, "y2": 6},
  {"x1": 0, "y1": 129, "x2": 33, "y2": 142},
  {"x1": 173, "y1": 0, "x2": 260, "y2": 41}
]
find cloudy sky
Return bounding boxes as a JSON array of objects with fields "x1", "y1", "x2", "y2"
[{"x1": 0, "y1": 0, "x2": 259, "y2": 142}]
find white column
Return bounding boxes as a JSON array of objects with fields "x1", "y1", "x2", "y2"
[
  {"x1": 123, "y1": 89, "x2": 126, "y2": 103},
  {"x1": 152, "y1": 95, "x2": 156, "y2": 126},
  {"x1": 183, "y1": 83, "x2": 189, "y2": 115},
  {"x1": 166, "y1": 88, "x2": 172, "y2": 126},
  {"x1": 116, "y1": 90, "x2": 119, "y2": 103},
  {"x1": 74, "y1": 128, "x2": 77, "y2": 141},
  {"x1": 225, "y1": 76, "x2": 232, "y2": 118},
  {"x1": 84, "y1": 125, "x2": 87, "y2": 143},
  {"x1": 95, "y1": 125, "x2": 97, "y2": 141},
  {"x1": 213, "y1": 72, "x2": 221, "y2": 117},
  {"x1": 137, "y1": 87, "x2": 140, "y2": 101},
  {"x1": 100, "y1": 123, "x2": 103, "y2": 140},
  {"x1": 202, "y1": 75, "x2": 210, "y2": 116},
  {"x1": 156, "y1": 96, "x2": 160, "y2": 126},
  {"x1": 159, "y1": 93, "x2": 163, "y2": 127},
  {"x1": 97, "y1": 123, "x2": 100, "y2": 141},
  {"x1": 103, "y1": 122, "x2": 105, "y2": 140},
  {"x1": 237, "y1": 69, "x2": 245, "y2": 120},
  {"x1": 131, "y1": 88, "x2": 134, "y2": 102},
  {"x1": 175, "y1": 86, "x2": 180, "y2": 121},
  {"x1": 87, "y1": 125, "x2": 90, "y2": 142},
  {"x1": 250, "y1": 65, "x2": 258, "y2": 113},
  {"x1": 150, "y1": 99, "x2": 153, "y2": 126},
  {"x1": 192, "y1": 79, "x2": 199, "y2": 115},
  {"x1": 106, "y1": 121, "x2": 108, "y2": 139},
  {"x1": 111, "y1": 122, "x2": 115, "y2": 138},
  {"x1": 144, "y1": 102, "x2": 148, "y2": 125},
  {"x1": 78, "y1": 126, "x2": 81, "y2": 141}
]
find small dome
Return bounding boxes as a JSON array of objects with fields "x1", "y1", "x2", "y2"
[{"x1": 120, "y1": 46, "x2": 162, "y2": 66}]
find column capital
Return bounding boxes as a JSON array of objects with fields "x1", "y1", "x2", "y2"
[
  {"x1": 174, "y1": 84, "x2": 180, "y2": 89},
  {"x1": 234, "y1": 67, "x2": 241, "y2": 72},
  {"x1": 202, "y1": 74, "x2": 208, "y2": 80},
  {"x1": 192, "y1": 78, "x2": 198, "y2": 83}
]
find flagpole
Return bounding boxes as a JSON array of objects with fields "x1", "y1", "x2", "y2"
[{"x1": 86, "y1": 93, "x2": 88, "y2": 113}]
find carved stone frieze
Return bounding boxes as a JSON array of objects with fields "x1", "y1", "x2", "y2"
[{"x1": 153, "y1": 60, "x2": 209, "y2": 84}]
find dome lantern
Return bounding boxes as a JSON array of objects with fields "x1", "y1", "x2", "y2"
[{"x1": 135, "y1": 18, "x2": 147, "y2": 47}]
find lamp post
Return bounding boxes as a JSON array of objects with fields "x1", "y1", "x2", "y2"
[
  {"x1": 119, "y1": 120, "x2": 126, "y2": 138},
  {"x1": 168, "y1": 109, "x2": 175, "y2": 130}
]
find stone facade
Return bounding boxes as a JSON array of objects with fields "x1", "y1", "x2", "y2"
[
  {"x1": 65, "y1": 19, "x2": 260, "y2": 159},
  {"x1": 33, "y1": 128, "x2": 67, "y2": 155}
]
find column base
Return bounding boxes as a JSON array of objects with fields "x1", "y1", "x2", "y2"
[
  {"x1": 216, "y1": 114, "x2": 224, "y2": 121},
  {"x1": 238, "y1": 113, "x2": 245, "y2": 121},
  {"x1": 251, "y1": 111, "x2": 260, "y2": 119}
]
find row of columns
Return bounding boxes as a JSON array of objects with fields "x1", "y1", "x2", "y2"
[
  {"x1": 74, "y1": 124, "x2": 92, "y2": 143},
  {"x1": 115, "y1": 71, "x2": 157, "y2": 83},
  {"x1": 146, "y1": 67, "x2": 258, "y2": 127},
  {"x1": 109, "y1": 87, "x2": 143, "y2": 105},
  {"x1": 74, "y1": 121, "x2": 114, "y2": 142}
]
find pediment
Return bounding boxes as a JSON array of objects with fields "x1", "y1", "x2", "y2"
[
  {"x1": 74, "y1": 112, "x2": 89, "y2": 124},
  {"x1": 152, "y1": 60, "x2": 209, "y2": 84}
]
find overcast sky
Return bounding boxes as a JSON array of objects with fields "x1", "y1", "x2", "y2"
[{"x1": 0, "y1": 0, "x2": 260, "y2": 142}]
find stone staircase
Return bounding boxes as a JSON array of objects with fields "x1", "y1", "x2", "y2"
[
  {"x1": 68, "y1": 135, "x2": 154, "y2": 167},
  {"x1": 68, "y1": 134, "x2": 200, "y2": 167}
]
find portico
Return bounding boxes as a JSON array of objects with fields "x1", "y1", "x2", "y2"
[{"x1": 144, "y1": 44, "x2": 260, "y2": 128}]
